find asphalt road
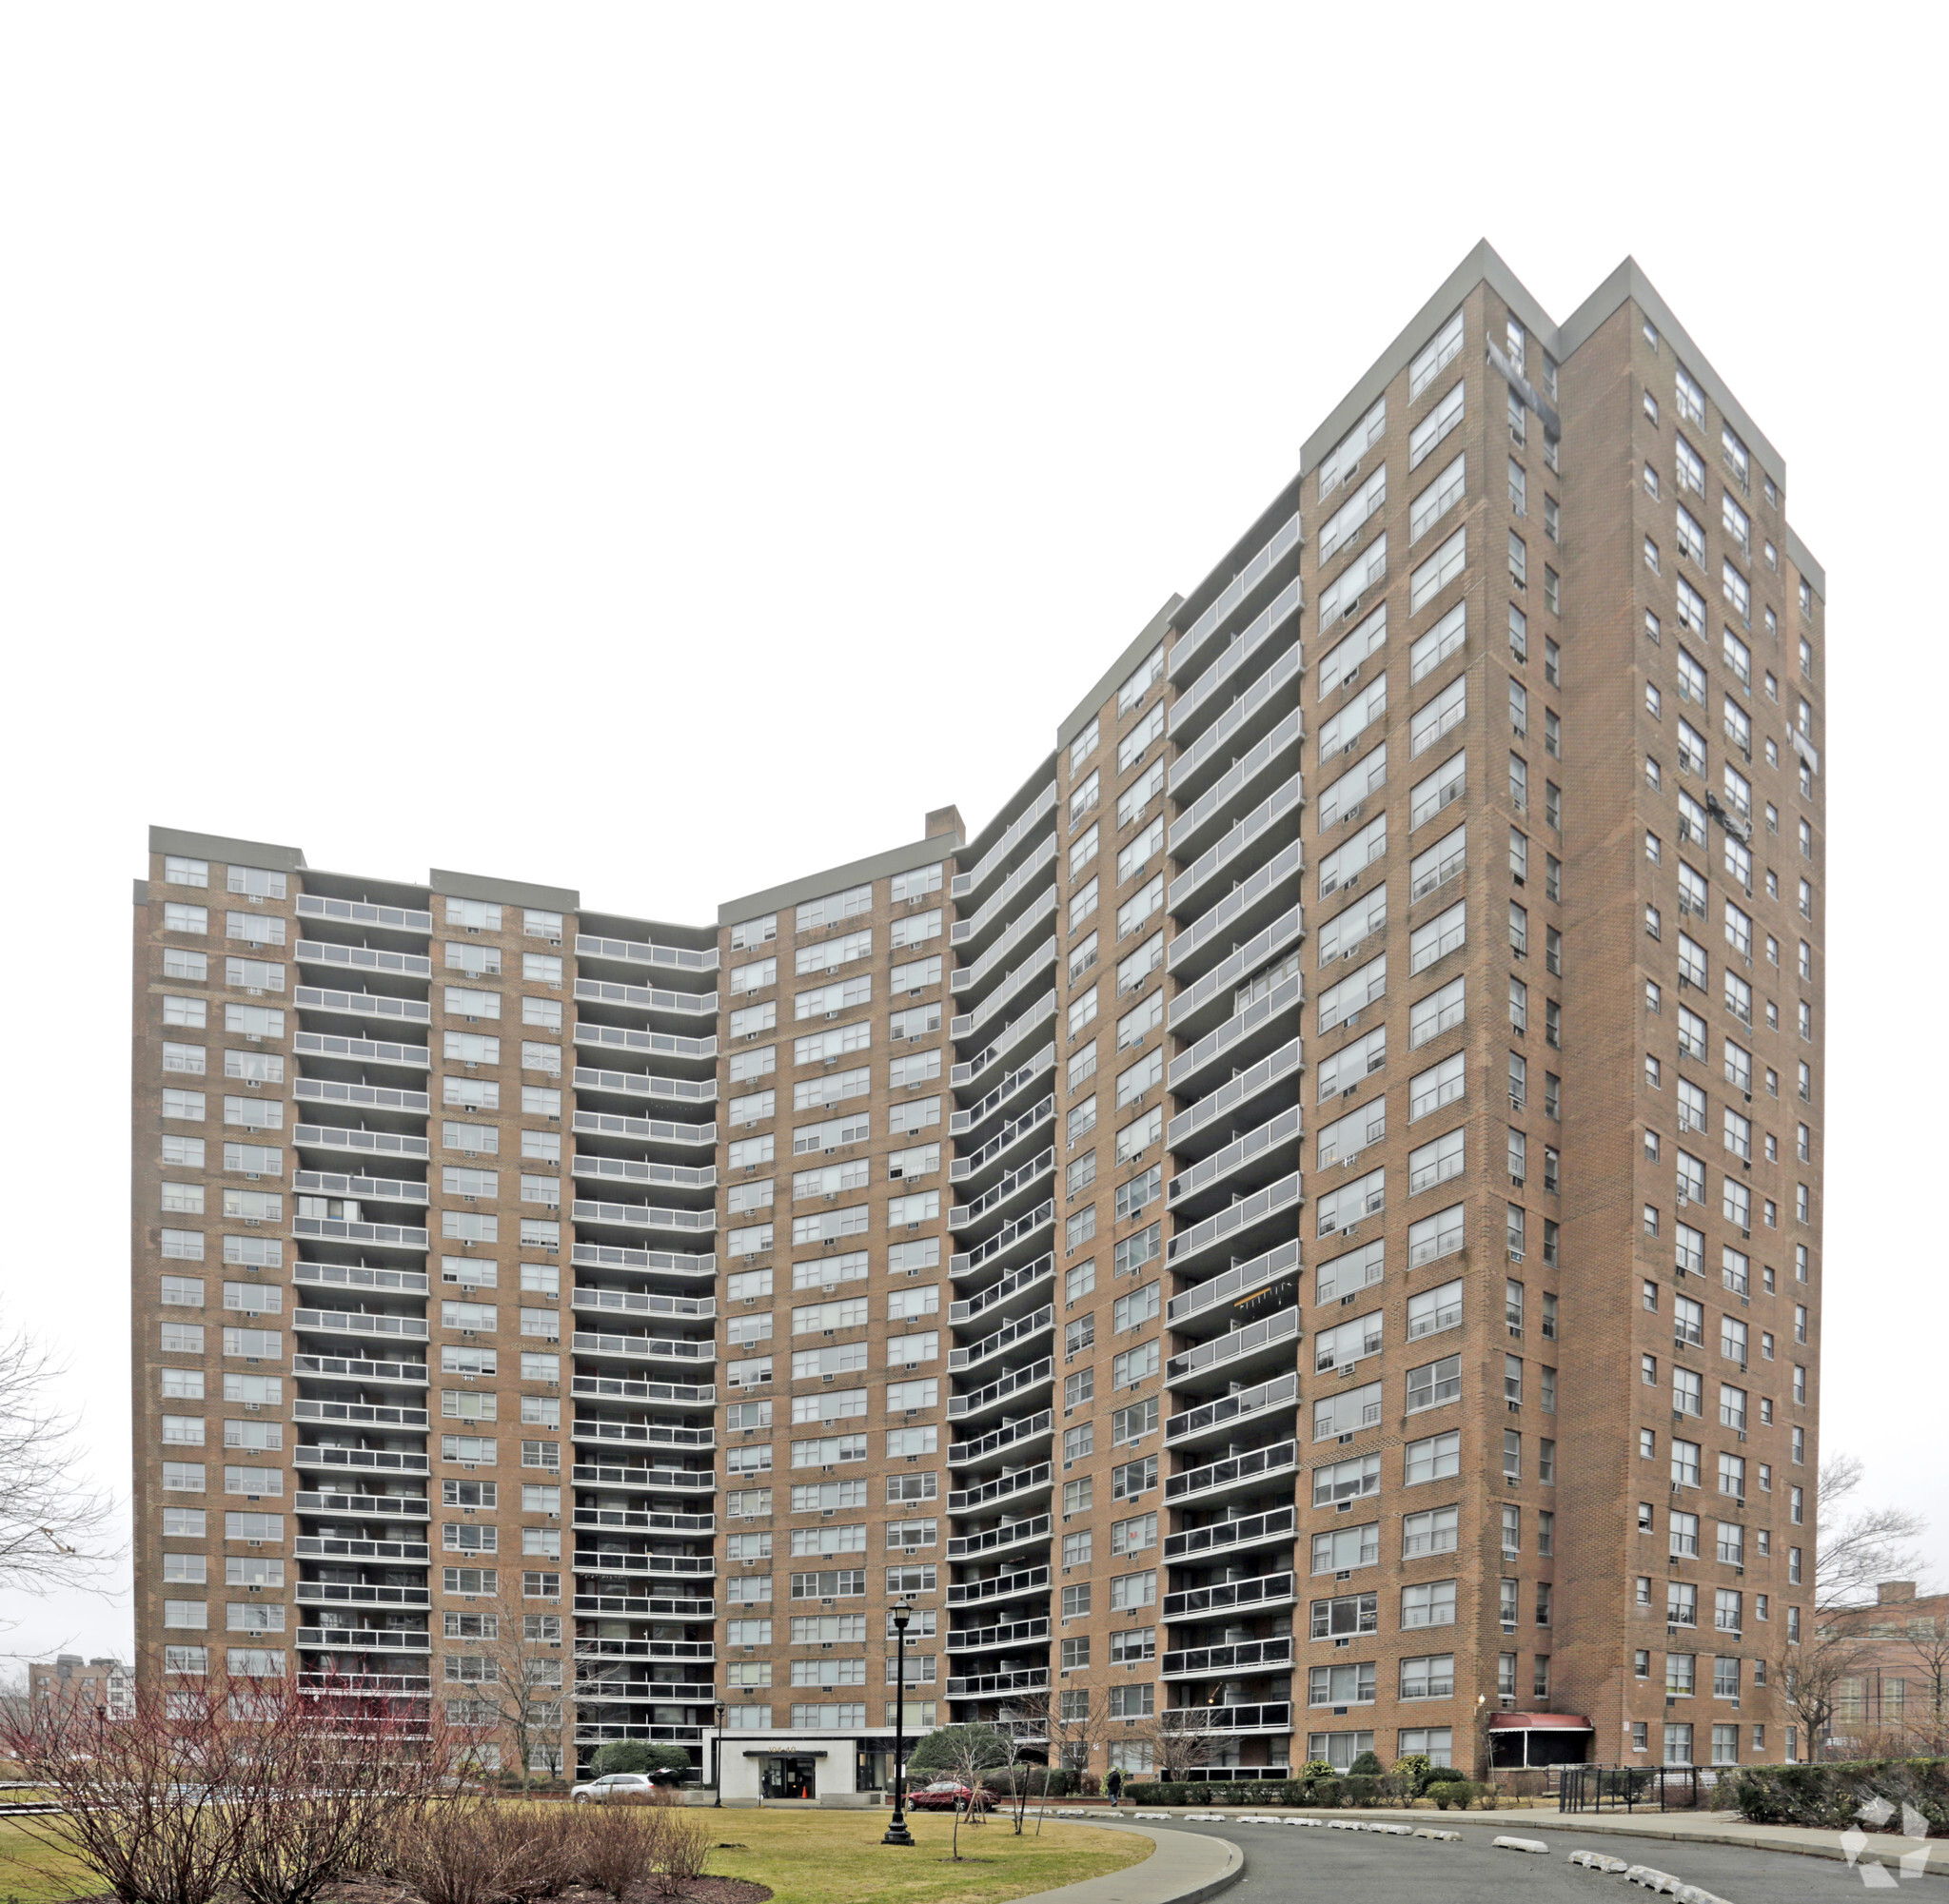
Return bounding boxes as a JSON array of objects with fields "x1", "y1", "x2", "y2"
[{"x1": 1160, "y1": 1816, "x2": 1891, "y2": 1902}]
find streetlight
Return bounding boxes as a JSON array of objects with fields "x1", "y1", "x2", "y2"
[
  {"x1": 881, "y1": 1600, "x2": 915, "y2": 1846},
  {"x1": 714, "y1": 1701, "x2": 726, "y2": 1808}
]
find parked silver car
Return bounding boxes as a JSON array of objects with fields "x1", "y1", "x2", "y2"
[{"x1": 570, "y1": 1772, "x2": 660, "y2": 1803}]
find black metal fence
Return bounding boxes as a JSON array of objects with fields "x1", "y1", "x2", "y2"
[{"x1": 1559, "y1": 1765, "x2": 1705, "y2": 1814}]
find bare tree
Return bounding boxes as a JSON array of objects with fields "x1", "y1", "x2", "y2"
[
  {"x1": 441, "y1": 1582, "x2": 566, "y2": 1790},
  {"x1": 1129, "y1": 1703, "x2": 1218, "y2": 1783},
  {"x1": 931, "y1": 1722, "x2": 1005, "y2": 1859},
  {"x1": 1889, "y1": 1619, "x2": 1949, "y2": 1756},
  {"x1": 0, "y1": 1318, "x2": 118, "y2": 1611},
  {"x1": 1006, "y1": 1688, "x2": 1108, "y2": 1832},
  {"x1": 1772, "y1": 1622, "x2": 1873, "y2": 1760},
  {"x1": 1817, "y1": 1454, "x2": 1928, "y2": 1614}
]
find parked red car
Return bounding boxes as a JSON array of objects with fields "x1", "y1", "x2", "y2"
[{"x1": 905, "y1": 1778, "x2": 996, "y2": 1812}]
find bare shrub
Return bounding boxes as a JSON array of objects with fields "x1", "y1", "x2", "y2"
[
  {"x1": 392, "y1": 1799, "x2": 543, "y2": 1904},
  {"x1": 647, "y1": 1811, "x2": 709, "y2": 1898},
  {"x1": 575, "y1": 1795, "x2": 672, "y2": 1898},
  {"x1": 0, "y1": 1678, "x2": 253, "y2": 1904}
]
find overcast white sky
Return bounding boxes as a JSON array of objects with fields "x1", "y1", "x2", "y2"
[{"x1": 2, "y1": 4, "x2": 1942, "y2": 1661}]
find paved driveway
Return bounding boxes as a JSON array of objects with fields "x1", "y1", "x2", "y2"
[{"x1": 1162, "y1": 1815, "x2": 1893, "y2": 1901}]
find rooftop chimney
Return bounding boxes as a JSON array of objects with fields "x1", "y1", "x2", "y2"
[{"x1": 1878, "y1": 1580, "x2": 1919, "y2": 1603}]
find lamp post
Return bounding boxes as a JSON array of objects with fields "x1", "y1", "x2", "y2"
[
  {"x1": 714, "y1": 1701, "x2": 726, "y2": 1808},
  {"x1": 881, "y1": 1600, "x2": 915, "y2": 1846}
]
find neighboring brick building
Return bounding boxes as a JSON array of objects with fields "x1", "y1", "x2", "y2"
[
  {"x1": 29, "y1": 1655, "x2": 135, "y2": 1718},
  {"x1": 130, "y1": 241, "x2": 1826, "y2": 1795},
  {"x1": 1821, "y1": 1582, "x2": 1949, "y2": 1757}
]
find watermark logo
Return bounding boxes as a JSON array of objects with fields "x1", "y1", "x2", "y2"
[{"x1": 1841, "y1": 1796, "x2": 1934, "y2": 1887}]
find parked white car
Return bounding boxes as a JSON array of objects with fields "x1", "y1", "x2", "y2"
[{"x1": 571, "y1": 1772, "x2": 660, "y2": 1803}]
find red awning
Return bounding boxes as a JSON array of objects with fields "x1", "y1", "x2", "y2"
[{"x1": 1488, "y1": 1713, "x2": 1594, "y2": 1732}]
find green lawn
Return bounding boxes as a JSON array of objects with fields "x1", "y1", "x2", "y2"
[
  {"x1": 0, "y1": 1817, "x2": 93, "y2": 1904},
  {"x1": 0, "y1": 1808, "x2": 1148, "y2": 1904},
  {"x1": 700, "y1": 1809, "x2": 1148, "y2": 1904}
]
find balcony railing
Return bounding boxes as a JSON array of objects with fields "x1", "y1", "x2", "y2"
[
  {"x1": 947, "y1": 1462, "x2": 1052, "y2": 1514},
  {"x1": 298, "y1": 893, "x2": 432, "y2": 933},
  {"x1": 950, "y1": 1093, "x2": 1056, "y2": 1184},
  {"x1": 945, "y1": 1514, "x2": 1051, "y2": 1560},
  {"x1": 947, "y1": 1617, "x2": 1051, "y2": 1653},
  {"x1": 295, "y1": 1078, "x2": 430, "y2": 1115},
  {"x1": 947, "y1": 1667, "x2": 1050, "y2": 1698},
  {"x1": 294, "y1": 1168, "x2": 429, "y2": 1207},
  {"x1": 1163, "y1": 1505, "x2": 1295, "y2": 1561},
  {"x1": 946, "y1": 1357, "x2": 1054, "y2": 1421},
  {"x1": 1168, "y1": 1105, "x2": 1303, "y2": 1208},
  {"x1": 296, "y1": 1581, "x2": 431, "y2": 1609},
  {"x1": 948, "y1": 1306, "x2": 1054, "y2": 1373},
  {"x1": 293, "y1": 1216, "x2": 429, "y2": 1249},
  {"x1": 294, "y1": 1398, "x2": 428, "y2": 1430},
  {"x1": 575, "y1": 934, "x2": 718, "y2": 974},
  {"x1": 295, "y1": 982, "x2": 430, "y2": 1023},
  {"x1": 294, "y1": 1123, "x2": 430, "y2": 1162},
  {"x1": 1169, "y1": 975, "x2": 1303, "y2": 1093},
  {"x1": 1168, "y1": 1040, "x2": 1304, "y2": 1156},
  {"x1": 1170, "y1": 712, "x2": 1306, "y2": 856},
  {"x1": 951, "y1": 940, "x2": 1056, "y2": 1045},
  {"x1": 950, "y1": 1152, "x2": 1054, "y2": 1231},
  {"x1": 293, "y1": 1490, "x2": 428, "y2": 1519},
  {"x1": 1168, "y1": 776, "x2": 1304, "y2": 914},
  {"x1": 1161, "y1": 1636, "x2": 1293, "y2": 1678},
  {"x1": 296, "y1": 1628, "x2": 431, "y2": 1653},
  {"x1": 573, "y1": 1286, "x2": 714, "y2": 1321},
  {"x1": 572, "y1": 1463, "x2": 716, "y2": 1492},
  {"x1": 574, "y1": 977, "x2": 719, "y2": 1018},
  {"x1": 571, "y1": 1201, "x2": 716, "y2": 1233},
  {"x1": 945, "y1": 1411, "x2": 1053, "y2": 1468},
  {"x1": 572, "y1": 1068, "x2": 717, "y2": 1105},
  {"x1": 572, "y1": 1109, "x2": 718, "y2": 1149},
  {"x1": 950, "y1": 993, "x2": 1057, "y2": 1090},
  {"x1": 295, "y1": 1536, "x2": 429, "y2": 1562},
  {"x1": 951, "y1": 1044, "x2": 1056, "y2": 1138},
  {"x1": 950, "y1": 1201, "x2": 1053, "y2": 1277},
  {"x1": 572, "y1": 1551, "x2": 716, "y2": 1578},
  {"x1": 1162, "y1": 1571, "x2": 1295, "y2": 1620},
  {"x1": 1171, "y1": 512, "x2": 1303, "y2": 681},
  {"x1": 1168, "y1": 1238, "x2": 1300, "y2": 1326},
  {"x1": 1168, "y1": 909, "x2": 1304, "y2": 1034},
  {"x1": 1165, "y1": 1172, "x2": 1304, "y2": 1271},
  {"x1": 954, "y1": 784, "x2": 1059, "y2": 901},
  {"x1": 571, "y1": 1331, "x2": 714, "y2": 1363},
  {"x1": 1199, "y1": 1702, "x2": 1293, "y2": 1734},
  {"x1": 1170, "y1": 580, "x2": 1304, "y2": 739},
  {"x1": 1167, "y1": 841, "x2": 1305, "y2": 974},
  {"x1": 953, "y1": 888, "x2": 1058, "y2": 995},
  {"x1": 293, "y1": 1354, "x2": 427, "y2": 1385},
  {"x1": 295, "y1": 1031, "x2": 430, "y2": 1070},
  {"x1": 294, "y1": 1308, "x2": 429, "y2": 1341},
  {"x1": 949, "y1": 1256, "x2": 1053, "y2": 1325},
  {"x1": 572, "y1": 1155, "x2": 717, "y2": 1194},
  {"x1": 1167, "y1": 1304, "x2": 1302, "y2": 1383},
  {"x1": 1165, "y1": 1372, "x2": 1299, "y2": 1446},
  {"x1": 572, "y1": 1507, "x2": 716, "y2": 1536},
  {"x1": 952, "y1": 834, "x2": 1059, "y2": 948},
  {"x1": 295, "y1": 1444, "x2": 430, "y2": 1475},
  {"x1": 296, "y1": 1262, "x2": 426, "y2": 1295},
  {"x1": 945, "y1": 1564, "x2": 1050, "y2": 1607},
  {"x1": 1166, "y1": 1440, "x2": 1297, "y2": 1503},
  {"x1": 1170, "y1": 644, "x2": 1303, "y2": 798}
]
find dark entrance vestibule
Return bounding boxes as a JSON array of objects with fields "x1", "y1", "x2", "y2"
[{"x1": 758, "y1": 1755, "x2": 818, "y2": 1800}]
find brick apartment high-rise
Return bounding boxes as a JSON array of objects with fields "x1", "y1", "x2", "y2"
[{"x1": 129, "y1": 242, "x2": 1826, "y2": 1796}]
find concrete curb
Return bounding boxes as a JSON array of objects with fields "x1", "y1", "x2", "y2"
[{"x1": 999, "y1": 1819, "x2": 1244, "y2": 1904}]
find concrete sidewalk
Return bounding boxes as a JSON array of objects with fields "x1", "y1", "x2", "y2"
[
  {"x1": 1160, "y1": 1803, "x2": 1946, "y2": 1878},
  {"x1": 1005, "y1": 1818, "x2": 1243, "y2": 1904}
]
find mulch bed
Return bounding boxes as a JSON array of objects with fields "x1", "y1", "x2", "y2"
[{"x1": 58, "y1": 1884, "x2": 774, "y2": 1904}]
